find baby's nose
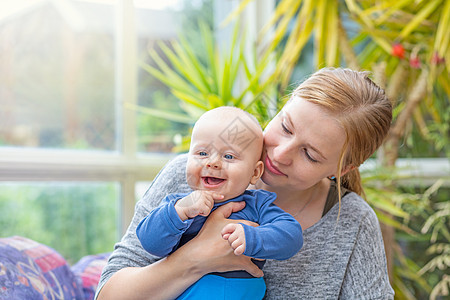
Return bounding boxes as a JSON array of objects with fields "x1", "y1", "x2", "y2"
[{"x1": 206, "y1": 157, "x2": 221, "y2": 169}]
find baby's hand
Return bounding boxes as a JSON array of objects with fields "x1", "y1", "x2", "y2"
[
  {"x1": 175, "y1": 190, "x2": 224, "y2": 220},
  {"x1": 221, "y1": 223, "x2": 246, "y2": 256}
]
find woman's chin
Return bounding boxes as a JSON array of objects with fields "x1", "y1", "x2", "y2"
[{"x1": 260, "y1": 172, "x2": 278, "y2": 187}]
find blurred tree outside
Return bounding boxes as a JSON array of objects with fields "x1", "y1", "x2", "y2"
[{"x1": 0, "y1": 183, "x2": 118, "y2": 264}]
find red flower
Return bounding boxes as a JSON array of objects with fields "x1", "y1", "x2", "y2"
[
  {"x1": 391, "y1": 43, "x2": 405, "y2": 59},
  {"x1": 410, "y1": 55, "x2": 421, "y2": 69},
  {"x1": 431, "y1": 52, "x2": 445, "y2": 65}
]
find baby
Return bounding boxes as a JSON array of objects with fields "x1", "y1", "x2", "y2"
[{"x1": 136, "y1": 106, "x2": 303, "y2": 299}]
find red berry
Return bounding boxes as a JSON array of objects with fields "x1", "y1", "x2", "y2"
[{"x1": 392, "y1": 43, "x2": 405, "y2": 59}]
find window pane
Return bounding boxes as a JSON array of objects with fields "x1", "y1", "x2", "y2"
[
  {"x1": 0, "y1": 1, "x2": 116, "y2": 151},
  {"x1": 136, "y1": 181, "x2": 151, "y2": 202},
  {"x1": 0, "y1": 182, "x2": 119, "y2": 264},
  {"x1": 135, "y1": 3, "x2": 194, "y2": 153}
]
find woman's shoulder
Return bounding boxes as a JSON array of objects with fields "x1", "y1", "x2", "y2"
[
  {"x1": 314, "y1": 192, "x2": 379, "y2": 233},
  {"x1": 163, "y1": 153, "x2": 189, "y2": 171},
  {"x1": 342, "y1": 192, "x2": 373, "y2": 210},
  {"x1": 340, "y1": 192, "x2": 377, "y2": 220},
  {"x1": 151, "y1": 153, "x2": 188, "y2": 183},
  {"x1": 139, "y1": 153, "x2": 191, "y2": 208},
  {"x1": 324, "y1": 192, "x2": 382, "y2": 236}
]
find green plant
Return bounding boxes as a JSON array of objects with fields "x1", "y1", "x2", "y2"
[
  {"x1": 418, "y1": 182, "x2": 450, "y2": 300},
  {"x1": 134, "y1": 20, "x2": 280, "y2": 122}
]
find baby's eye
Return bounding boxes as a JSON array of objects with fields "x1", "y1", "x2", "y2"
[
  {"x1": 199, "y1": 151, "x2": 208, "y2": 156},
  {"x1": 224, "y1": 154, "x2": 234, "y2": 159}
]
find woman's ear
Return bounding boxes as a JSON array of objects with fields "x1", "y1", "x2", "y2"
[
  {"x1": 340, "y1": 164, "x2": 356, "y2": 177},
  {"x1": 250, "y1": 161, "x2": 265, "y2": 184}
]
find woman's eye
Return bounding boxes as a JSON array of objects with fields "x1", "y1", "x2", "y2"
[
  {"x1": 303, "y1": 149, "x2": 318, "y2": 163},
  {"x1": 224, "y1": 154, "x2": 234, "y2": 159},
  {"x1": 199, "y1": 151, "x2": 207, "y2": 156},
  {"x1": 281, "y1": 122, "x2": 292, "y2": 134}
]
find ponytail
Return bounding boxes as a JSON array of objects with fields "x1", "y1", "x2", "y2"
[{"x1": 341, "y1": 168, "x2": 365, "y2": 199}]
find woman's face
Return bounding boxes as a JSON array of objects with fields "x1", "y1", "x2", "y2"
[{"x1": 261, "y1": 97, "x2": 347, "y2": 191}]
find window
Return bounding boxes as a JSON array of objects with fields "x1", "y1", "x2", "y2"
[{"x1": 0, "y1": 0, "x2": 195, "y2": 262}]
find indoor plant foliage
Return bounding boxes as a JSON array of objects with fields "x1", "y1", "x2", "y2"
[{"x1": 136, "y1": 21, "x2": 282, "y2": 131}]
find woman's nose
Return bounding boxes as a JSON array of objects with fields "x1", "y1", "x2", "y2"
[{"x1": 272, "y1": 143, "x2": 293, "y2": 166}]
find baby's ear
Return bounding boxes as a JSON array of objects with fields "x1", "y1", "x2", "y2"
[{"x1": 250, "y1": 161, "x2": 264, "y2": 184}]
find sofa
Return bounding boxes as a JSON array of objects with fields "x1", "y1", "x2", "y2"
[{"x1": 0, "y1": 236, "x2": 110, "y2": 300}]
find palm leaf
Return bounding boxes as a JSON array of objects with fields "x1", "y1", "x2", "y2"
[
  {"x1": 219, "y1": 0, "x2": 254, "y2": 28},
  {"x1": 373, "y1": 0, "x2": 416, "y2": 25},
  {"x1": 159, "y1": 41, "x2": 209, "y2": 95},
  {"x1": 140, "y1": 59, "x2": 196, "y2": 98},
  {"x1": 434, "y1": 0, "x2": 450, "y2": 57},
  {"x1": 325, "y1": 0, "x2": 339, "y2": 66},
  {"x1": 314, "y1": 0, "x2": 327, "y2": 67},
  {"x1": 125, "y1": 103, "x2": 194, "y2": 124},
  {"x1": 399, "y1": 0, "x2": 443, "y2": 39},
  {"x1": 199, "y1": 21, "x2": 219, "y2": 93}
]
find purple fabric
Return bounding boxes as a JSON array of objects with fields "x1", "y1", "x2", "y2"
[
  {"x1": 71, "y1": 253, "x2": 110, "y2": 300},
  {"x1": 0, "y1": 236, "x2": 109, "y2": 300},
  {"x1": 0, "y1": 236, "x2": 83, "y2": 299}
]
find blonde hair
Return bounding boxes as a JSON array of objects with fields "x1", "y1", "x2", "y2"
[{"x1": 293, "y1": 67, "x2": 392, "y2": 201}]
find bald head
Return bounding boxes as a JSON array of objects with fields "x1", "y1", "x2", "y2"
[
  {"x1": 196, "y1": 106, "x2": 261, "y2": 130},
  {"x1": 191, "y1": 107, "x2": 263, "y2": 161}
]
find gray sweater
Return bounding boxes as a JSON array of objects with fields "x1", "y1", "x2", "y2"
[{"x1": 96, "y1": 154, "x2": 394, "y2": 299}]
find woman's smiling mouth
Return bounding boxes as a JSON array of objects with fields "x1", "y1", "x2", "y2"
[{"x1": 264, "y1": 155, "x2": 287, "y2": 176}]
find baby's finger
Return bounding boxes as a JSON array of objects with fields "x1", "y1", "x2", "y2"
[
  {"x1": 198, "y1": 207, "x2": 211, "y2": 217},
  {"x1": 234, "y1": 244, "x2": 245, "y2": 256},
  {"x1": 221, "y1": 223, "x2": 237, "y2": 237},
  {"x1": 201, "y1": 190, "x2": 223, "y2": 199},
  {"x1": 222, "y1": 233, "x2": 231, "y2": 240},
  {"x1": 231, "y1": 237, "x2": 244, "y2": 250},
  {"x1": 204, "y1": 197, "x2": 214, "y2": 211},
  {"x1": 227, "y1": 231, "x2": 240, "y2": 246},
  {"x1": 211, "y1": 192, "x2": 224, "y2": 201},
  {"x1": 200, "y1": 191, "x2": 216, "y2": 208},
  {"x1": 198, "y1": 202, "x2": 213, "y2": 216}
]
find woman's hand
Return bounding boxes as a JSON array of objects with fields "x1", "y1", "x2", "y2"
[
  {"x1": 178, "y1": 200, "x2": 263, "y2": 277},
  {"x1": 98, "y1": 201, "x2": 262, "y2": 300}
]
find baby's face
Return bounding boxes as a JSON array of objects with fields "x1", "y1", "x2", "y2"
[{"x1": 186, "y1": 110, "x2": 263, "y2": 201}]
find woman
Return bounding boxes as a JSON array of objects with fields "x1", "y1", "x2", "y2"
[{"x1": 96, "y1": 68, "x2": 394, "y2": 299}]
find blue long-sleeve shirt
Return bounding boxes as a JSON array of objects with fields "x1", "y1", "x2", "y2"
[{"x1": 136, "y1": 189, "x2": 303, "y2": 261}]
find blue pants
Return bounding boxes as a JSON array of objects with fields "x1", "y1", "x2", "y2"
[{"x1": 177, "y1": 274, "x2": 266, "y2": 300}]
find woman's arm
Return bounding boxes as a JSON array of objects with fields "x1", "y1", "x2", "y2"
[{"x1": 97, "y1": 201, "x2": 263, "y2": 300}]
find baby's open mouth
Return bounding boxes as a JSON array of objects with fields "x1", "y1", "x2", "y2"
[{"x1": 202, "y1": 176, "x2": 225, "y2": 186}]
